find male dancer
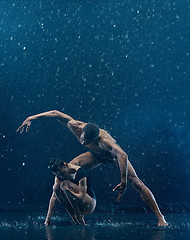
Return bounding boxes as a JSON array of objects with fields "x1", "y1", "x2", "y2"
[{"x1": 17, "y1": 110, "x2": 168, "y2": 226}]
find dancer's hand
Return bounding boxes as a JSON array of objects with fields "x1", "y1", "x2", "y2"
[
  {"x1": 113, "y1": 182, "x2": 126, "y2": 202},
  {"x1": 16, "y1": 117, "x2": 32, "y2": 134}
]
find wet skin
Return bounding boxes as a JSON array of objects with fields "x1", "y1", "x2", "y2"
[{"x1": 17, "y1": 110, "x2": 168, "y2": 226}]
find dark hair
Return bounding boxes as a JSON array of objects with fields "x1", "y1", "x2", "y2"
[
  {"x1": 82, "y1": 123, "x2": 100, "y2": 141},
  {"x1": 48, "y1": 158, "x2": 65, "y2": 172}
]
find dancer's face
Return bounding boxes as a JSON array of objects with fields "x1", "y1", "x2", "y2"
[{"x1": 53, "y1": 165, "x2": 70, "y2": 178}]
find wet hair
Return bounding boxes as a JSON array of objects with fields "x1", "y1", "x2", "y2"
[
  {"x1": 82, "y1": 123, "x2": 100, "y2": 141},
  {"x1": 48, "y1": 158, "x2": 65, "y2": 173}
]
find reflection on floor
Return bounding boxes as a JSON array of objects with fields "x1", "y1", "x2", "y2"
[{"x1": 0, "y1": 211, "x2": 190, "y2": 240}]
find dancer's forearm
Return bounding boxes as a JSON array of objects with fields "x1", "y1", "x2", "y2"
[
  {"x1": 45, "y1": 193, "x2": 56, "y2": 222},
  {"x1": 28, "y1": 110, "x2": 73, "y2": 125}
]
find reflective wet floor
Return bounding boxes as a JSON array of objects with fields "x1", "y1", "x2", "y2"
[{"x1": 0, "y1": 211, "x2": 189, "y2": 240}]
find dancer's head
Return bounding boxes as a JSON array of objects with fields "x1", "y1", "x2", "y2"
[
  {"x1": 48, "y1": 158, "x2": 68, "y2": 177},
  {"x1": 80, "y1": 123, "x2": 100, "y2": 145}
]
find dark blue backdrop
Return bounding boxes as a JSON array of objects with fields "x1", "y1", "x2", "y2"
[{"x1": 0, "y1": 0, "x2": 190, "y2": 211}]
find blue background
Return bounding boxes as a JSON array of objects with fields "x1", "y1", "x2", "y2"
[{"x1": 0, "y1": 0, "x2": 190, "y2": 211}]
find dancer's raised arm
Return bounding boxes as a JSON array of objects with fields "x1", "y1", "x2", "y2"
[{"x1": 16, "y1": 110, "x2": 74, "y2": 134}]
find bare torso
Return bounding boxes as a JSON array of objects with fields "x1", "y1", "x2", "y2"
[{"x1": 67, "y1": 120, "x2": 120, "y2": 169}]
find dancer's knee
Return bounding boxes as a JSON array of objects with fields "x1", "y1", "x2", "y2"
[{"x1": 129, "y1": 176, "x2": 144, "y2": 191}]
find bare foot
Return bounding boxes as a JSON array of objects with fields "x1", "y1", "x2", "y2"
[
  {"x1": 81, "y1": 216, "x2": 87, "y2": 226},
  {"x1": 157, "y1": 216, "x2": 168, "y2": 227},
  {"x1": 69, "y1": 213, "x2": 79, "y2": 225},
  {"x1": 44, "y1": 218, "x2": 51, "y2": 226},
  {"x1": 71, "y1": 214, "x2": 87, "y2": 225}
]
